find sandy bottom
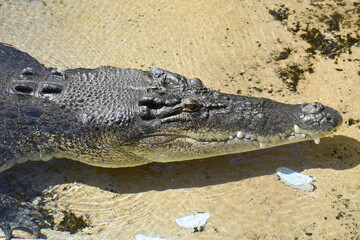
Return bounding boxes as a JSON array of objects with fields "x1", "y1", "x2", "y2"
[{"x1": 0, "y1": 0, "x2": 359, "y2": 239}]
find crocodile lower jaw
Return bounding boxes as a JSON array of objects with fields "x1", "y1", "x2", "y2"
[{"x1": 193, "y1": 124, "x2": 340, "y2": 148}]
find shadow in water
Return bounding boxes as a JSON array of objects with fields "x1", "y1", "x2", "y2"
[{"x1": 0, "y1": 135, "x2": 359, "y2": 200}]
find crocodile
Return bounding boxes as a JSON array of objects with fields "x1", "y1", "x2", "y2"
[{"x1": 0, "y1": 43, "x2": 342, "y2": 239}]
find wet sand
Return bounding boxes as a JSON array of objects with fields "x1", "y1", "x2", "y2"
[{"x1": 0, "y1": 0, "x2": 359, "y2": 239}]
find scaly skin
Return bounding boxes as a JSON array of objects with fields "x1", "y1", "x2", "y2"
[{"x1": 0, "y1": 43, "x2": 342, "y2": 239}]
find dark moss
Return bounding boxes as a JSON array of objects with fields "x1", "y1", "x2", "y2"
[
  {"x1": 269, "y1": 5, "x2": 290, "y2": 22},
  {"x1": 335, "y1": 211, "x2": 345, "y2": 220},
  {"x1": 194, "y1": 226, "x2": 205, "y2": 233},
  {"x1": 310, "y1": 3, "x2": 323, "y2": 10},
  {"x1": 347, "y1": 118, "x2": 359, "y2": 126},
  {"x1": 290, "y1": 21, "x2": 301, "y2": 33},
  {"x1": 300, "y1": 28, "x2": 336, "y2": 55},
  {"x1": 325, "y1": 12, "x2": 344, "y2": 32},
  {"x1": 57, "y1": 210, "x2": 91, "y2": 234},
  {"x1": 342, "y1": 33, "x2": 360, "y2": 46},
  {"x1": 274, "y1": 48, "x2": 292, "y2": 61},
  {"x1": 300, "y1": 28, "x2": 359, "y2": 58},
  {"x1": 277, "y1": 65, "x2": 315, "y2": 92},
  {"x1": 280, "y1": 3, "x2": 359, "y2": 59},
  {"x1": 251, "y1": 87, "x2": 263, "y2": 92}
]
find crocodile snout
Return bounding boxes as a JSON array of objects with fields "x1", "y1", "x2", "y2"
[
  {"x1": 297, "y1": 102, "x2": 343, "y2": 133},
  {"x1": 301, "y1": 102, "x2": 324, "y2": 114}
]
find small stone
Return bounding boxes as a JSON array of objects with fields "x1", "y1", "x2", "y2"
[
  {"x1": 176, "y1": 212, "x2": 210, "y2": 229},
  {"x1": 276, "y1": 167, "x2": 315, "y2": 192}
]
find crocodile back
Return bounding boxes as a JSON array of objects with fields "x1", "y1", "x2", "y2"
[{"x1": 58, "y1": 67, "x2": 151, "y2": 129}]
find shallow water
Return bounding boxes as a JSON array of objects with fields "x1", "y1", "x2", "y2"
[{"x1": 0, "y1": 0, "x2": 359, "y2": 239}]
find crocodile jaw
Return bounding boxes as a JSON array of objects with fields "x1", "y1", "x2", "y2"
[{"x1": 132, "y1": 121, "x2": 341, "y2": 163}]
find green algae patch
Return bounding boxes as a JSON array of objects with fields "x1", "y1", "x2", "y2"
[
  {"x1": 300, "y1": 28, "x2": 359, "y2": 59},
  {"x1": 323, "y1": 12, "x2": 344, "y2": 32},
  {"x1": 277, "y1": 65, "x2": 314, "y2": 92},
  {"x1": 269, "y1": 2, "x2": 359, "y2": 59},
  {"x1": 273, "y1": 48, "x2": 292, "y2": 61},
  {"x1": 56, "y1": 210, "x2": 91, "y2": 234},
  {"x1": 269, "y1": 5, "x2": 290, "y2": 22}
]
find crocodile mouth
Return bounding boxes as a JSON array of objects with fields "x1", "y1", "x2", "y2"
[
  {"x1": 132, "y1": 125, "x2": 340, "y2": 163},
  {"x1": 179, "y1": 121, "x2": 342, "y2": 150},
  {"x1": 141, "y1": 123, "x2": 339, "y2": 149},
  {"x1": 197, "y1": 124, "x2": 339, "y2": 146}
]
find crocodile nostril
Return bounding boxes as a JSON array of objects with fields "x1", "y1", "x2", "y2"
[
  {"x1": 182, "y1": 98, "x2": 202, "y2": 112},
  {"x1": 325, "y1": 113, "x2": 333, "y2": 122},
  {"x1": 302, "y1": 102, "x2": 324, "y2": 114}
]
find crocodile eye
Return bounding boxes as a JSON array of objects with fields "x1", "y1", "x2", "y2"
[{"x1": 182, "y1": 98, "x2": 202, "y2": 112}]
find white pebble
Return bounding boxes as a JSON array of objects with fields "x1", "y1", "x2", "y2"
[
  {"x1": 176, "y1": 212, "x2": 210, "y2": 228},
  {"x1": 276, "y1": 167, "x2": 315, "y2": 192}
]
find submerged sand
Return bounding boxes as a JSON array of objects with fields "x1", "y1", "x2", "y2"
[{"x1": 0, "y1": 0, "x2": 359, "y2": 239}]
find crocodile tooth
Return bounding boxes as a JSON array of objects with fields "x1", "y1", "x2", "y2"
[
  {"x1": 295, "y1": 133, "x2": 306, "y2": 138},
  {"x1": 313, "y1": 138, "x2": 320, "y2": 144},
  {"x1": 294, "y1": 124, "x2": 301, "y2": 133},
  {"x1": 236, "y1": 131, "x2": 244, "y2": 138},
  {"x1": 229, "y1": 136, "x2": 234, "y2": 140},
  {"x1": 288, "y1": 136, "x2": 295, "y2": 140},
  {"x1": 259, "y1": 142, "x2": 266, "y2": 148}
]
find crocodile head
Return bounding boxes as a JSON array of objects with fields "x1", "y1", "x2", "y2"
[
  {"x1": 132, "y1": 68, "x2": 342, "y2": 162},
  {"x1": 0, "y1": 43, "x2": 343, "y2": 168}
]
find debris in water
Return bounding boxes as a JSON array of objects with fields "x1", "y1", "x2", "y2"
[
  {"x1": 276, "y1": 167, "x2": 316, "y2": 192},
  {"x1": 176, "y1": 212, "x2": 210, "y2": 229},
  {"x1": 135, "y1": 233, "x2": 170, "y2": 240}
]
